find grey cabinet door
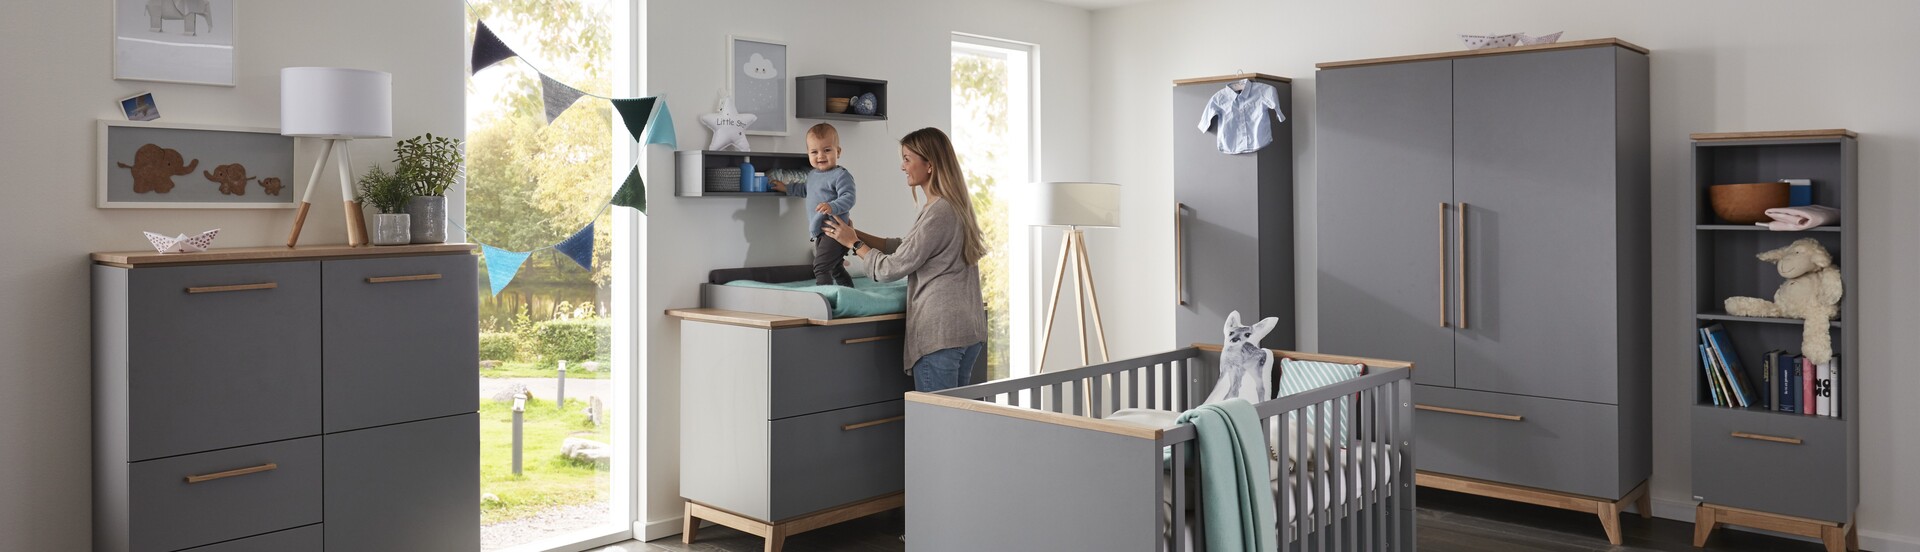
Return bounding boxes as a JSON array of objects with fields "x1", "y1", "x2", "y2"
[
  {"x1": 768, "y1": 400, "x2": 906, "y2": 521},
  {"x1": 1692, "y1": 407, "x2": 1850, "y2": 522},
  {"x1": 1315, "y1": 61, "x2": 1458, "y2": 387},
  {"x1": 126, "y1": 262, "x2": 322, "y2": 461},
  {"x1": 1451, "y1": 48, "x2": 1622, "y2": 404},
  {"x1": 321, "y1": 254, "x2": 478, "y2": 433},
  {"x1": 324, "y1": 414, "x2": 479, "y2": 552},
  {"x1": 769, "y1": 320, "x2": 911, "y2": 419},
  {"x1": 1414, "y1": 385, "x2": 1626, "y2": 499},
  {"x1": 128, "y1": 436, "x2": 322, "y2": 552},
  {"x1": 1173, "y1": 83, "x2": 1262, "y2": 347}
]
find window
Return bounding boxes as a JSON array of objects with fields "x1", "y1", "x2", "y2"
[{"x1": 952, "y1": 34, "x2": 1036, "y2": 380}]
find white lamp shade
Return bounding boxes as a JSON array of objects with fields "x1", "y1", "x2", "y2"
[
  {"x1": 1027, "y1": 181, "x2": 1120, "y2": 228},
  {"x1": 281, "y1": 67, "x2": 392, "y2": 138}
]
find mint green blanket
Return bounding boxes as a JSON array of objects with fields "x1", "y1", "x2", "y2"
[
  {"x1": 1176, "y1": 398, "x2": 1278, "y2": 552},
  {"x1": 723, "y1": 277, "x2": 908, "y2": 318}
]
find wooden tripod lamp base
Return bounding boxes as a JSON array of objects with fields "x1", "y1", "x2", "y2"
[
  {"x1": 285, "y1": 138, "x2": 369, "y2": 248},
  {"x1": 1036, "y1": 226, "x2": 1112, "y2": 374}
]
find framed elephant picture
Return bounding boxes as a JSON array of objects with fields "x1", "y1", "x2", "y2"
[
  {"x1": 98, "y1": 120, "x2": 296, "y2": 209},
  {"x1": 114, "y1": 0, "x2": 236, "y2": 86}
]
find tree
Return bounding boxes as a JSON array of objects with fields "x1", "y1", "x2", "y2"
[{"x1": 951, "y1": 53, "x2": 1012, "y2": 380}]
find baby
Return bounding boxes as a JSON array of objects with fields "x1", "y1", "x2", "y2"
[{"x1": 772, "y1": 123, "x2": 857, "y2": 287}]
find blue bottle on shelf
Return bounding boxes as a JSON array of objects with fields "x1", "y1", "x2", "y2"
[{"x1": 739, "y1": 159, "x2": 757, "y2": 192}]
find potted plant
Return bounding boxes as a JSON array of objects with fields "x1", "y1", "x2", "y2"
[
  {"x1": 394, "y1": 133, "x2": 464, "y2": 244},
  {"x1": 357, "y1": 165, "x2": 413, "y2": 246}
]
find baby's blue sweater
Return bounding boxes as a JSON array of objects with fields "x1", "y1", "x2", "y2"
[{"x1": 785, "y1": 166, "x2": 855, "y2": 237}]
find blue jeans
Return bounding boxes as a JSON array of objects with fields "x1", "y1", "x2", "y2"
[{"x1": 912, "y1": 341, "x2": 985, "y2": 392}]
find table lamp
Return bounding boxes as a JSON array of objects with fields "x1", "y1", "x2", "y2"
[
  {"x1": 282, "y1": 67, "x2": 392, "y2": 247},
  {"x1": 1028, "y1": 181, "x2": 1120, "y2": 374}
]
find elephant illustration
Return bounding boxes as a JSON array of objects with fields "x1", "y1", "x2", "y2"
[
  {"x1": 117, "y1": 143, "x2": 198, "y2": 194},
  {"x1": 147, "y1": 0, "x2": 213, "y2": 36},
  {"x1": 203, "y1": 163, "x2": 256, "y2": 196},
  {"x1": 259, "y1": 177, "x2": 284, "y2": 196}
]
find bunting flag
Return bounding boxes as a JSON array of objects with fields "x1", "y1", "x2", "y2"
[
  {"x1": 481, "y1": 244, "x2": 533, "y2": 296},
  {"x1": 642, "y1": 99, "x2": 678, "y2": 148},
  {"x1": 540, "y1": 74, "x2": 588, "y2": 124},
  {"x1": 612, "y1": 166, "x2": 646, "y2": 213},
  {"x1": 470, "y1": 21, "x2": 518, "y2": 75},
  {"x1": 554, "y1": 222, "x2": 596, "y2": 271},
  {"x1": 611, "y1": 97, "x2": 658, "y2": 143}
]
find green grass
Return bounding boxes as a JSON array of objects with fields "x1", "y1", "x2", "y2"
[
  {"x1": 479, "y1": 398, "x2": 612, "y2": 525},
  {"x1": 480, "y1": 361, "x2": 611, "y2": 379}
]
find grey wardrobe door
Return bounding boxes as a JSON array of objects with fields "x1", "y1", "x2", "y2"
[
  {"x1": 1173, "y1": 83, "x2": 1258, "y2": 347},
  {"x1": 321, "y1": 254, "x2": 478, "y2": 433},
  {"x1": 1451, "y1": 47, "x2": 1622, "y2": 404},
  {"x1": 125, "y1": 261, "x2": 322, "y2": 461},
  {"x1": 1315, "y1": 60, "x2": 1457, "y2": 387},
  {"x1": 324, "y1": 413, "x2": 478, "y2": 552}
]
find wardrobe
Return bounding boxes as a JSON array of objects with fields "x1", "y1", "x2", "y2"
[
  {"x1": 1171, "y1": 74, "x2": 1294, "y2": 349},
  {"x1": 1314, "y1": 39, "x2": 1650, "y2": 543}
]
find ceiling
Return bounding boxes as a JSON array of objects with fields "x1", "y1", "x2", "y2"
[{"x1": 1042, "y1": 0, "x2": 1157, "y2": 10}]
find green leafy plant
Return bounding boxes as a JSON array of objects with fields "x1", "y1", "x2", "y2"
[
  {"x1": 394, "y1": 133, "x2": 466, "y2": 197},
  {"x1": 356, "y1": 165, "x2": 413, "y2": 214}
]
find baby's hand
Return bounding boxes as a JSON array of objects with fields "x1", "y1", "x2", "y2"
[
  {"x1": 769, "y1": 180, "x2": 787, "y2": 193},
  {"x1": 815, "y1": 203, "x2": 831, "y2": 214}
]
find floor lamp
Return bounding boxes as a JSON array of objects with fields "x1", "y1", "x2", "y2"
[
  {"x1": 282, "y1": 67, "x2": 392, "y2": 247},
  {"x1": 1030, "y1": 182, "x2": 1121, "y2": 375}
]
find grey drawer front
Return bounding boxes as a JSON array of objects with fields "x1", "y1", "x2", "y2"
[
  {"x1": 769, "y1": 400, "x2": 905, "y2": 521},
  {"x1": 128, "y1": 437, "x2": 321, "y2": 552},
  {"x1": 1692, "y1": 407, "x2": 1849, "y2": 522},
  {"x1": 321, "y1": 255, "x2": 478, "y2": 433},
  {"x1": 126, "y1": 262, "x2": 322, "y2": 462},
  {"x1": 1414, "y1": 385, "x2": 1627, "y2": 499},
  {"x1": 326, "y1": 413, "x2": 479, "y2": 552},
  {"x1": 180, "y1": 524, "x2": 321, "y2": 552},
  {"x1": 769, "y1": 320, "x2": 911, "y2": 419}
]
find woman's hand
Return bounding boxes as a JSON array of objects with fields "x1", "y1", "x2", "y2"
[
  {"x1": 770, "y1": 179, "x2": 787, "y2": 194},
  {"x1": 822, "y1": 214, "x2": 860, "y2": 251}
]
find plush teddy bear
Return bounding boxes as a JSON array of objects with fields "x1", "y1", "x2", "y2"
[{"x1": 1724, "y1": 238, "x2": 1842, "y2": 363}]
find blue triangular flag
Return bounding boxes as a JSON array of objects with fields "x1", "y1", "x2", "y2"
[
  {"x1": 471, "y1": 21, "x2": 517, "y2": 75},
  {"x1": 554, "y1": 222, "x2": 595, "y2": 271},
  {"x1": 642, "y1": 99, "x2": 677, "y2": 148},
  {"x1": 481, "y1": 244, "x2": 532, "y2": 296}
]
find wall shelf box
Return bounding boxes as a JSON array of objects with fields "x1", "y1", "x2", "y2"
[
  {"x1": 1687, "y1": 130, "x2": 1859, "y2": 551},
  {"x1": 796, "y1": 75, "x2": 887, "y2": 121},
  {"x1": 674, "y1": 150, "x2": 809, "y2": 198}
]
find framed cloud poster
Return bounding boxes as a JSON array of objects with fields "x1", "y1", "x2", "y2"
[
  {"x1": 98, "y1": 120, "x2": 297, "y2": 209},
  {"x1": 728, "y1": 35, "x2": 788, "y2": 136},
  {"x1": 114, "y1": 0, "x2": 237, "y2": 86}
]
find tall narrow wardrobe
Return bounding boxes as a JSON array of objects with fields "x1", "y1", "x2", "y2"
[
  {"x1": 1314, "y1": 39, "x2": 1651, "y2": 544},
  {"x1": 1172, "y1": 74, "x2": 1294, "y2": 349}
]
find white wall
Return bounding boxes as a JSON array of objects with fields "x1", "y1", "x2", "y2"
[
  {"x1": 638, "y1": 0, "x2": 1091, "y2": 537},
  {"x1": 0, "y1": 2, "x2": 463, "y2": 548},
  {"x1": 1087, "y1": 0, "x2": 1920, "y2": 549}
]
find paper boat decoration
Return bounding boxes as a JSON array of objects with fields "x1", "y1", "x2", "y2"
[
  {"x1": 144, "y1": 229, "x2": 220, "y2": 253},
  {"x1": 1460, "y1": 33, "x2": 1523, "y2": 50},
  {"x1": 1518, "y1": 31, "x2": 1563, "y2": 46}
]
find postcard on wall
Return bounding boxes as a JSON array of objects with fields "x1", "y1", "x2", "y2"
[
  {"x1": 728, "y1": 36, "x2": 788, "y2": 136},
  {"x1": 113, "y1": 0, "x2": 237, "y2": 86},
  {"x1": 98, "y1": 120, "x2": 296, "y2": 209}
]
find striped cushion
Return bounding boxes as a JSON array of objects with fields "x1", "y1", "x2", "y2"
[{"x1": 1278, "y1": 358, "x2": 1364, "y2": 447}]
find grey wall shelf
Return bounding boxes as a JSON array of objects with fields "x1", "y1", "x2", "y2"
[
  {"x1": 796, "y1": 75, "x2": 886, "y2": 121},
  {"x1": 1688, "y1": 131, "x2": 1858, "y2": 529},
  {"x1": 675, "y1": 150, "x2": 810, "y2": 197}
]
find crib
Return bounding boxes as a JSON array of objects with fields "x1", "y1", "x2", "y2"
[{"x1": 904, "y1": 345, "x2": 1415, "y2": 551}]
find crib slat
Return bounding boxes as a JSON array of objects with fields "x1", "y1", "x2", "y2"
[
  {"x1": 1159, "y1": 362, "x2": 1171, "y2": 410},
  {"x1": 1088, "y1": 376, "x2": 1102, "y2": 417},
  {"x1": 1051, "y1": 383, "x2": 1064, "y2": 414},
  {"x1": 1363, "y1": 388, "x2": 1377, "y2": 551},
  {"x1": 1110, "y1": 371, "x2": 1122, "y2": 413},
  {"x1": 1172, "y1": 442, "x2": 1186, "y2": 552},
  {"x1": 1387, "y1": 382, "x2": 1401, "y2": 550},
  {"x1": 1192, "y1": 448, "x2": 1206, "y2": 552}
]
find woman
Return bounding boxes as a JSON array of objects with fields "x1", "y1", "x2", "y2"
[{"x1": 822, "y1": 127, "x2": 988, "y2": 392}]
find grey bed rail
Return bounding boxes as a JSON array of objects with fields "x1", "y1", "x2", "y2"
[{"x1": 905, "y1": 346, "x2": 1416, "y2": 551}]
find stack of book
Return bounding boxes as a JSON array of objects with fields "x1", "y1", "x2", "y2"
[{"x1": 1698, "y1": 323, "x2": 1841, "y2": 418}]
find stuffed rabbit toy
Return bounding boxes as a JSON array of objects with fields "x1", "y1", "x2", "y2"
[
  {"x1": 1724, "y1": 238, "x2": 1842, "y2": 364},
  {"x1": 1204, "y1": 311, "x2": 1279, "y2": 405}
]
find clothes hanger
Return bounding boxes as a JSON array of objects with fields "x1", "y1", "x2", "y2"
[{"x1": 1229, "y1": 69, "x2": 1247, "y2": 92}]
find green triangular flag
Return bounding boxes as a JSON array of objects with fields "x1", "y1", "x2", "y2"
[
  {"x1": 612, "y1": 97, "x2": 658, "y2": 143},
  {"x1": 612, "y1": 166, "x2": 645, "y2": 213}
]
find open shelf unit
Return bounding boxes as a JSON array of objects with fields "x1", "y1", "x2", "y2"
[
  {"x1": 674, "y1": 150, "x2": 810, "y2": 198},
  {"x1": 796, "y1": 75, "x2": 887, "y2": 121},
  {"x1": 1687, "y1": 130, "x2": 1859, "y2": 546}
]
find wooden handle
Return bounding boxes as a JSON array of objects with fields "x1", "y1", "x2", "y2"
[
  {"x1": 1457, "y1": 202, "x2": 1469, "y2": 329},
  {"x1": 1439, "y1": 202, "x2": 1449, "y2": 328},
  {"x1": 186, "y1": 282, "x2": 278, "y2": 294},
  {"x1": 842, "y1": 335, "x2": 902, "y2": 345},
  {"x1": 1416, "y1": 404, "x2": 1522, "y2": 422},
  {"x1": 1731, "y1": 431, "x2": 1802, "y2": 445},
  {"x1": 184, "y1": 462, "x2": 278, "y2": 484},
  {"x1": 286, "y1": 201, "x2": 312, "y2": 248},
  {"x1": 842, "y1": 416, "x2": 904, "y2": 431},
  {"x1": 1175, "y1": 202, "x2": 1187, "y2": 307},
  {"x1": 366, "y1": 274, "x2": 444, "y2": 284}
]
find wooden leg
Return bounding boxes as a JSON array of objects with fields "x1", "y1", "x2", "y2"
[
  {"x1": 682, "y1": 501, "x2": 700, "y2": 544},
  {"x1": 1036, "y1": 230, "x2": 1075, "y2": 374},
  {"x1": 1072, "y1": 230, "x2": 1110, "y2": 363},
  {"x1": 1598, "y1": 501, "x2": 1624, "y2": 545},
  {"x1": 764, "y1": 525, "x2": 787, "y2": 552},
  {"x1": 1821, "y1": 523, "x2": 1847, "y2": 552},
  {"x1": 1693, "y1": 504, "x2": 1717, "y2": 548},
  {"x1": 1069, "y1": 232, "x2": 1089, "y2": 367},
  {"x1": 1636, "y1": 488, "x2": 1652, "y2": 519},
  {"x1": 1847, "y1": 521, "x2": 1859, "y2": 551}
]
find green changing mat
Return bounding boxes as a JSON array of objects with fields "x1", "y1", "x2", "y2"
[{"x1": 723, "y1": 277, "x2": 908, "y2": 318}]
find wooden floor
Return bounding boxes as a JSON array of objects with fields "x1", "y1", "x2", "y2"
[{"x1": 595, "y1": 488, "x2": 1846, "y2": 551}]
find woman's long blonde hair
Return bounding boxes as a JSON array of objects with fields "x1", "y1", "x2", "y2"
[{"x1": 901, "y1": 127, "x2": 986, "y2": 265}]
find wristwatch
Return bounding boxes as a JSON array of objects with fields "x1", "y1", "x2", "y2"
[{"x1": 850, "y1": 240, "x2": 866, "y2": 254}]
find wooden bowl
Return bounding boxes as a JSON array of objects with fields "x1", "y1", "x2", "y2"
[
  {"x1": 1709, "y1": 182, "x2": 1790, "y2": 224},
  {"x1": 826, "y1": 97, "x2": 851, "y2": 114}
]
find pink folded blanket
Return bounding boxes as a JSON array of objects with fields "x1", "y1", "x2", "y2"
[{"x1": 1757, "y1": 205, "x2": 1840, "y2": 230}]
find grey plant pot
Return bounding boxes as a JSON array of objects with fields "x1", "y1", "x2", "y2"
[
  {"x1": 406, "y1": 195, "x2": 448, "y2": 244},
  {"x1": 373, "y1": 213, "x2": 412, "y2": 246}
]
